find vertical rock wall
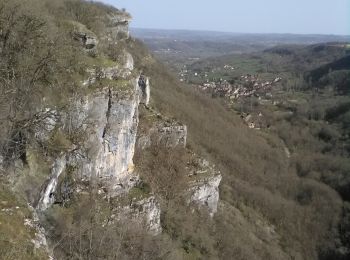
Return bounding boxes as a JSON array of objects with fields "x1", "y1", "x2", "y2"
[{"x1": 68, "y1": 79, "x2": 141, "y2": 181}]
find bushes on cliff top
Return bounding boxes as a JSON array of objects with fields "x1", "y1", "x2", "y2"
[
  {"x1": 0, "y1": 0, "x2": 123, "y2": 161},
  {"x1": 45, "y1": 0, "x2": 120, "y2": 34}
]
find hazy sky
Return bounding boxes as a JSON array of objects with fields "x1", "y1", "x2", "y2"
[{"x1": 102, "y1": 0, "x2": 349, "y2": 35}]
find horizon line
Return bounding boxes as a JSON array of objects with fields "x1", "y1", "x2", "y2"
[{"x1": 130, "y1": 27, "x2": 350, "y2": 38}]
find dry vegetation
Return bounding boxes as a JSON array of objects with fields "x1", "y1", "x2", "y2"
[
  {"x1": 1, "y1": 0, "x2": 349, "y2": 259},
  {"x1": 130, "y1": 39, "x2": 349, "y2": 259},
  {"x1": 45, "y1": 191, "x2": 170, "y2": 260}
]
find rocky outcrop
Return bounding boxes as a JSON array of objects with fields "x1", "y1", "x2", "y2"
[
  {"x1": 83, "y1": 50, "x2": 134, "y2": 87},
  {"x1": 24, "y1": 205, "x2": 52, "y2": 257},
  {"x1": 98, "y1": 51, "x2": 134, "y2": 79},
  {"x1": 66, "y1": 80, "x2": 140, "y2": 183},
  {"x1": 135, "y1": 196, "x2": 162, "y2": 234},
  {"x1": 157, "y1": 124, "x2": 187, "y2": 147},
  {"x1": 30, "y1": 9, "x2": 218, "y2": 241},
  {"x1": 122, "y1": 196, "x2": 162, "y2": 235},
  {"x1": 37, "y1": 155, "x2": 66, "y2": 211},
  {"x1": 0, "y1": 155, "x2": 3, "y2": 171},
  {"x1": 138, "y1": 75, "x2": 150, "y2": 106},
  {"x1": 33, "y1": 15, "x2": 162, "y2": 237},
  {"x1": 37, "y1": 39, "x2": 141, "y2": 210},
  {"x1": 34, "y1": 14, "x2": 156, "y2": 228},
  {"x1": 71, "y1": 21, "x2": 98, "y2": 51},
  {"x1": 188, "y1": 158, "x2": 222, "y2": 216},
  {"x1": 107, "y1": 13, "x2": 132, "y2": 39},
  {"x1": 36, "y1": 74, "x2": 160, "y2": 234},
  {"x1": 99, "y1": 193, "x2": 162, "y2": 235},
  {"x1": 190, "y1": 174, "x2": 222, "y2": 216},
  {"x1": 124, "y1": 52, "x2": 134, "y2": 71},
  {"x1": 136, "y1": 112, "x2": 221, "y2": 217},
  {"x1": 0, "y1": 6, "x2": 225, "y2": 259},
  {"x1": 74, "y1": 31, "x2": 98, "y2": 50},
  {"x1": 137, "y1": 121, "x2": 187, "y2": 150}
]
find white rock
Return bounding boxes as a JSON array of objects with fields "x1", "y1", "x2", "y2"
[
  {"x1": 138, "y1": 75, "x2": 150, "y2": 106},
  {"x1": 122, "y1": 196, "x2": 162, "y2": 235},
  {"x1": 136, "y1": 197, "x2": 162, "y2": 235},
  {"x1": 137, "y1": 123, "x2": 187, "y2": 150},
  {"x1": 37, "y1": 155, "x2": 66, "y2": 211},
  {"x1": 124, "y1": 51, "x2": 134, "y2": 71},
  {"x1": 190, "y1": 175, "x2": 222, "y2": 217}
]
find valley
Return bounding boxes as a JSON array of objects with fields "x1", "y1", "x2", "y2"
[
  {"x1": 0, "y1": 1, "x2": 349, "y2": 259},
  {"x1": 136, "y1": 29, "x2": 350, "y2": 259}
]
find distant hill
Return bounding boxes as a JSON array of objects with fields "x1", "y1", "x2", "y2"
[
  {"x1": 185, "y1": 42, "x2": 349, "y2": 79},
  {"x1": 265, "y1": 42, "x2": 349, "y2": 58},
  {"x1": 305, "y1": 55, "x2": 350, "y2": 94},
  {"x1": 132, "y1": 28, "x2": 350, "y2": 45},
  {"x1": 132, "y1": 28, "x2": 350, "y2": 69},
  {"x1": 307, "y1": 55, "x2": 350, "y2": 82}
]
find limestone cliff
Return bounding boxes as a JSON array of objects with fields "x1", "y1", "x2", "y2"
[
  {"x1": 30, "y1": 10, "x2": 164, "y2": 236},
  {"x1": 0, "y1": 3, "x2": 221, "y2": 258}
]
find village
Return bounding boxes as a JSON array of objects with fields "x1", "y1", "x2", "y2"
[
  {"x1": 178, "y1": 63, "x2": 282, "y2": 100},
  {"x1": 195, "y1": 73, "x2": 282, "y2": 100},
  {"x1": 177, "y1": 65, "x2": 284, "y2": 130}
]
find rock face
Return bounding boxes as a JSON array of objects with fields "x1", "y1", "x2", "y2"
[
  {"x1": 136, "y1": 113, "x2": 221, "y2": 216},
  {"x1": 122, "y1": 196, "x2": 162, "y2": 235},
  {"x1": 107, "y1": 13, "x2": 131, "y2": 39},
  {"x1": 68, "y1": 83, "x2": 140, "y2": 181},
  {"x1": 31, "y1": 9, "x2": 219, "y2": 240},
  {"x1": 188, "y1": 158, "x2": 222, "y2": 216},
  {"x1": 37, "y1": 155, "x2": 66, "y2": 211},
  {"x1": 33, "y1": 11, "x2": 162, "y2": 233},
  {"x1": 98, "y1": 51, "x2": 134, "y2": 79},
  {"x1": 124, "y1": 52, "x2": 134, "y2": 71},
  {"x1": 139, "y1": 197, "x2": 162, "y2": 234},
  {"x1": 31, "y1": 11, "x2": 165, "y2": 239},
  {"x1": 36, "y1": 73, "x2": 161, "y2": 232},
  {"x1": 74, "y1": 32, "x2": 98, "y2": 50},
  {"x1": 83, "y1": 51, "x2": 135, "y2": 87},
  {"x1": 138, "y1": 75, "x2": 150, "y2": 106},
  {"x1": 157, "y1": 124, "x2": 187, "y2": 147},
  {"x1": 24, "y1": 205, "x2": 52, "y2": 257},
  {"x1": 137, "y1": 122, "x2": 187, "y2": 150},
  {"x1": 190, "y1": 175, "x2": 222, "y2": 216},
  {"x1": 72, "y1": 22, "x2": 98, "y2": 51}
]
